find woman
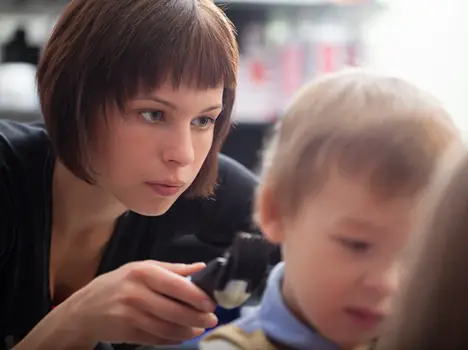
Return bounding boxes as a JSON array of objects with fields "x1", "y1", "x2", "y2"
[{"x1": 0, "y1": 0, "x2": 262, "y2": 349}]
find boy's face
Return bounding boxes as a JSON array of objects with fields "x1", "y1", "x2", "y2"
[{"x1": 261, "y1": 169, "x2": 421, "y2": 348}]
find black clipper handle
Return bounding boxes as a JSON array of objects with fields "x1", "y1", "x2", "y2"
[{"x1": 189, "y1": 258, "x2": 225, "y2": 302}]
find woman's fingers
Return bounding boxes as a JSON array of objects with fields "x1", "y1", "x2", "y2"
[
  {"x1": 127, "y1": 283, "x2": 218, "y2": 328},
  {"x1": 126, "y1": 328, "x2": 185, "y2": 346},
  {"x1": 61, "y1": 260, "x2": 216, "y2": 347},
  {"x1": 132, "y1": 262, "x2": 216, "y2": 312},
  {"x1": 129, "y1": 308, "x2": 206, "y2": 342}
]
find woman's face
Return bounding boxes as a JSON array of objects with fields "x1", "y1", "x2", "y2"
[{"x1": 91, "y1": 81, "x2": 224, "y2": 216}]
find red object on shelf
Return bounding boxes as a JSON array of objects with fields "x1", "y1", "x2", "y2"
[
  {"x1": 250, "y1": 59, "x2": 267, "y2": 84},
  {"x1": 316, "y1": 43, "x2": 338, "y2": 74},
  {"x1": 280, "y1": 43, "x2": 305, "y2": 99},
  {"x1": 323, "y1": 45, "x2": 335, "y2": 72}
]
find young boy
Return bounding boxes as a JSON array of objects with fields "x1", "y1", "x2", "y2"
[{"x1": 199, "y1": 69, "x2": 461, "y2": 350}]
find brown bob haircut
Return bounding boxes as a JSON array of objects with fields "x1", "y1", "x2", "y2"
[{"x1": 37, "y1": 0, "x2": 238, "y2": 197}]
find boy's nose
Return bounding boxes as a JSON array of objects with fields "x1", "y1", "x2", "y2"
[{"x1": 363, "y1": 263, "x2": 400, "y2": 297}]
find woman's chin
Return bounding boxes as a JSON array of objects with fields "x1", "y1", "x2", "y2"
[{"x1": 124, "y1": 197, "x2": 178, "y2": 217}]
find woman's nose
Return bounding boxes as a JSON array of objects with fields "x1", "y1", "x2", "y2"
[{"x1": 162, "y1": 125, "x2": 195, "y2": 167}]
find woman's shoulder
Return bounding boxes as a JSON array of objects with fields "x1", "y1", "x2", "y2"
[
  {"x1": 0, "y1": 119, "x2": 50, "y2": 167},
  {"x1": 207, "y1": 154, "x2": 259, "y2": 224},
  {"x1": 179, "y1": 155, "x2": 260, "y2": 247},
  {"x1": 0, "y1": 121, "x2": 49, "y2": 265},
  {"x1": 217, "y1": 153, "x2": 258, "y2": 188},
  {"x1": 215, "y1": 154, "x2": 259, "y2": 209},
  {"x1": 0, "y1": 119, "x2": 51, "y2": 235}
]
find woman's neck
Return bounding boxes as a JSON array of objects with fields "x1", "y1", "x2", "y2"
[{"x1": 52, "y1": 160, "x2": 127, "y2": 238}]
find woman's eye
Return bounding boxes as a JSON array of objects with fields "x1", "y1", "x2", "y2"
[
  {"x1": 192, "y1": 116, "x2": 216, "y2": 129},
  {"x1": 140, "y1": 111, "x2": 164, "y2": 123},
  {"x1": 340, "y1": 238, "x2": 370, "y2": 253}
]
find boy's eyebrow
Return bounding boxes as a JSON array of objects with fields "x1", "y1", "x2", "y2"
[{"x1": 337, "y1": 217, "x2": 387, "y2": 233}]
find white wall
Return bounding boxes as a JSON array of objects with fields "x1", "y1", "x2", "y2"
[{"x1": 364, "y1": 0, "x2": 468, "y2": 138}]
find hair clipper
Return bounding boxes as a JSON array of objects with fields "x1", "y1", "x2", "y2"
[{"x1": 188, "y1": 232, "x2": 273, "y2": 309}]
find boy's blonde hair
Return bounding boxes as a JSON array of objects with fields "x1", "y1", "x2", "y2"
[{"x1": 258, "y1": 69, "x2": 459, "y2": 217}]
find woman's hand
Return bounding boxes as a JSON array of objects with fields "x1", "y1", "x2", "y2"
[{"x1": 60, "y1": 261, "x2": 218, "y2": 347}]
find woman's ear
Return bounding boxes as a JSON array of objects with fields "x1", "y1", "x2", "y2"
[{"x1": 256, "y1": 186, "x2": 286, "y2": 244}]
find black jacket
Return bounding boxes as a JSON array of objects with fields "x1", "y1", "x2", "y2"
[{"x1": 0, "y1": 120, "x2": 277, "y2": 349}]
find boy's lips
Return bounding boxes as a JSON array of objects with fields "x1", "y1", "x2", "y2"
[{"x1": 344, "y1": 307, "x2": 385, "y2": 330}]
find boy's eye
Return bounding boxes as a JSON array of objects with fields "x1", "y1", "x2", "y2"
[
  {"x1": 339, "y1": 238, "x2": 370, "y2": 253},
  {"x1": 192, "y1": 116, "x2": 216, "y2": 129},
  {"x1": 140, "y1": 111, "x2": 164, "y2": 123}
]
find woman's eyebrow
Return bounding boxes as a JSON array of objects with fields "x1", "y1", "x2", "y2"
[
  {"x1": 135, "y1": 96, "x2": 223, "y2": 113},
  {"x1": 200, "y1": 105, "x2": 223, "y2": 113},
  {"x1": 134, "y1": 96, "x2": 177, "y2": 110}
]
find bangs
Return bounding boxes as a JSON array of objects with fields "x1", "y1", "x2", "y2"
[
  {"x1": 271, "y1": 118, "x2": 454, "y2": 216},
  {"x1": 296, "y1": 123, "x2": 438, "y2": 200},
  {"x1": 97, "y1": 1, "x2": 238, "y2": 112}
]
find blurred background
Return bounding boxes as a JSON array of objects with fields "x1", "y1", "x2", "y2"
[{"x1": 0, "y1": 0, "x2": 467, "y2": 172}]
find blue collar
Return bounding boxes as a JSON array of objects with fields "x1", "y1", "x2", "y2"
[{"x1": 258, "y1": 262, "x2": 339, "y2": 350}]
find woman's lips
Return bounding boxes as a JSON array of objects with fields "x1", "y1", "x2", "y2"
[{"x1": 145, "y1": 182, "x2": 184, "y2": 197}]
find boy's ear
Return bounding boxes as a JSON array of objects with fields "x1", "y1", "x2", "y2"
[{"x1": 256, "y1": 186, "x2": 286, "y2": 244}]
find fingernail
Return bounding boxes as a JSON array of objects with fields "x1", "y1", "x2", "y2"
[
  {"x1": 207, "y1": 313, "x2": 218, "y2": 327},
  {"x1": 201, "y1": 300, "x2": 214, "y2": 312},
  {"x1": 193, "y1": 328, "x2": 205, "y2": 336}
]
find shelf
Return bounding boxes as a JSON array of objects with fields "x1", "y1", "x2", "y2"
[
  {"x1": 216, "y1": 0, "x2": 373, "y2": 5},
  {"x1": 0, "y1": 6, "x2": 62, "y2": 15},
  {"x1": 217, "y1": 0, "x2": 328, "y2": 4},
  {"x1": 0, "y1": 0, "x2": 379, "y2": 14}
]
